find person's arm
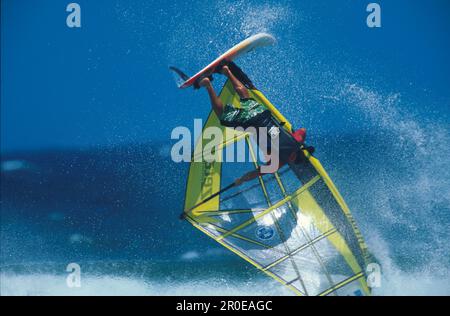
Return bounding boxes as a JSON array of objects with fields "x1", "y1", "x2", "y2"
[
  {"x1": 234, "y1": 160, "x2": 287, "y2": 186},
  {"x1": 234, "y1": 168, "x2": 261, "y2": 186}
]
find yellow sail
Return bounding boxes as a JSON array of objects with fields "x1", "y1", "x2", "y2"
[{"x1": 184, "y1": 80, "x2": 372, "y2": 296}]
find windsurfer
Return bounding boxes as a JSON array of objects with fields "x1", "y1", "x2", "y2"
[{"x1": 198, "y1": 64, "x2": 311, "y2": 186}]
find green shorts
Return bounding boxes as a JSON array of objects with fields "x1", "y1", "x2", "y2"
[{"x1": 220, "y1": 98, "x2": 267, "y2": 128}]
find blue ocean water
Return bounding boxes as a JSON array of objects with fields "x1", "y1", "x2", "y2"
[{"x1": 1, "y1": 0, "x2": 449, "y2": 295}]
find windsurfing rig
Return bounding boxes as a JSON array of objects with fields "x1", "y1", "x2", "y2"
[{"x1": 183, "y1": 66, "x2": 373, "y2": 296}]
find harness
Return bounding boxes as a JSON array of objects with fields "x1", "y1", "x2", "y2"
[{"x1": 246, "y1": 110, "x2": 313, "y2": 164}]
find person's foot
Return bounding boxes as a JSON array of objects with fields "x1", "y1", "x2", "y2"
[{"x1": 198, "y1": 77, "x2": 211, "y2": 88}]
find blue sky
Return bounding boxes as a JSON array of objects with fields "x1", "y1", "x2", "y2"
[{"x1": 2, "y1": 0, "x2": 449, "y2": 152}]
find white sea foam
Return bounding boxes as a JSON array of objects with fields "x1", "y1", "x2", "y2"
[
  {"x1": 2, "y1": 267, "x2": 448, "y2": 296},
  {"x1": 338, "y1": 83, "x2": 450, "y2": 295},
  {"x1": 0, "y1": 272, "x2": 290, "y2": 296},
  {"x1": 368, "y1": 232, "x2": 450, "y2": 295}
]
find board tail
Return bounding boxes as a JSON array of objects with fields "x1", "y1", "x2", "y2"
[{"x1": 169, "y1": 66, "x2": 190, "y2": 87}]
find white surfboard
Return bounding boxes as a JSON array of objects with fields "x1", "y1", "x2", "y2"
[{"x1": 170, "y1": 33, "x2": 276, "y2": 89}]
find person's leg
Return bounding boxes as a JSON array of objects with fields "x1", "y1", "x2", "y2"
[
  {"x1": 199, "y1": 77, "x2": 224, "y2": 117},
  {"x1": 221, "y1": 65, "x2": 250, "y2": 99}
]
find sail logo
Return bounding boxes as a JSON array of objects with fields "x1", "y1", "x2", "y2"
[
  {"x1": 200, "y1": 162, "x2": 214, "y2": 200},
  {"x1": 255, "y1": 226, "x2": 275, "y2": 241}
]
